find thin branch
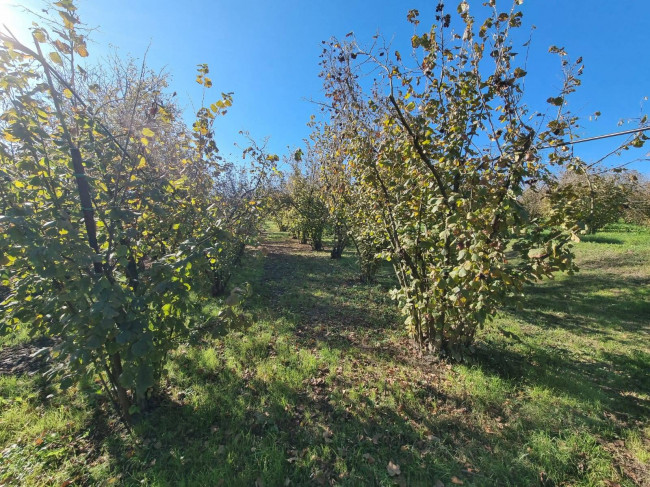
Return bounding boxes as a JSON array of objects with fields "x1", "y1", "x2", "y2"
[{"x1": 538, "y1": 126, "x2": 650, "y2": 150}]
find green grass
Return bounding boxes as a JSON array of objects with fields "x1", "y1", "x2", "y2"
[{"x1": 1, "y1": 224, "x2": 648, "y2": 485}]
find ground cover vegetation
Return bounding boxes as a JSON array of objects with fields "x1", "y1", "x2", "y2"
[
  {"x1": 1, "y1": 225, "x2": 648, "y2": 485},
  {"x1": 1, "y1": 0, "x2": 649, "y2": 485}
]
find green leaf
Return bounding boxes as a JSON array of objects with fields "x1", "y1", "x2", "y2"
[
  {"x1": 131, "y1": 337, "x2": 152, "y2": 358},
  {"x1": 135, "y1": 365, "x2": 154, "y2": 392},
  {"x1": 86, "y1": 334, "x2": 103, "y2": 349}
]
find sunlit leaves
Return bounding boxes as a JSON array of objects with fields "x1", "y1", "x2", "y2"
[
  {"x1": 317, "y1": 0, "x2": 580, "y2": 356},
  {"x1": 32, "y1": 29, "x2": 47, "y2": 43},
  {"x1": 74, "y1": 42, "x2": 88, "y2": 57},
  {"x1": 53, "y1": 39, "x2": 71, "y2": 54},
  {"x1": 54, "y1": 0, "x2": 77, "y2": 12},
  {"x1": 0, "y1": 8, "x2": 266, "y2": 419},
  {"x1": 48, "y1": 51, "x2": 63, "y2": 66},
  {"x1": 195, "y1": 64, "x2": 213, "y2": 88},
  {"x1": 57, "y1": 10, "x2": 78, "y2": 30}
]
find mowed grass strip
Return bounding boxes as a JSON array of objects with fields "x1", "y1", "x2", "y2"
[{"x1": 0, "y1": 224, "x2": 648, "y2": 486}]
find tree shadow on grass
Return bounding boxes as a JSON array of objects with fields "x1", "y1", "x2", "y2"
[
  {"x1": 84, "y1": 237, "x2": 649, "y2": 485},
  {"x1": 477, "y1": 257, "x2": 650, "y2": 427},
  {"x1": 248, "y1": 241, "x2": 406, "y2": 361},
  {"x1": 88, "y1": 347, "x2": 546, "y2": 486},
  {"x1": 578, "y1": 252, "x2": 650, "y2": 273},
  {"x1": 472, "y1": 338, "x2": 649, "y2": 423},
  {"x1": 580, "y1": 235, "x2": 624, "y2": 245},
  {"x1": 513, "y1": 271, "x2": 649, "y2": 338}
]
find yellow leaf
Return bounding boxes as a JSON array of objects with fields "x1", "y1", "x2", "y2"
[
  {"x1": 58, "y1": 10, "x2": 77, "y2": 29},
  {"x1": 142, "y1": 127, "x2": 155, "y2": 137},
  {"x1": 63, "y1": 88, "x2": 73, "y2": 99},
  {"x1": 3, "y1": 131, "x2": 20, "y2": 143},
  {"x1": 49, "y1": 51, "x2": 63, "y2": 66},
  {"x1": 33, "y1": 30, "x2": 46, "y2": 43},
  {"x1": 53, "y1": 39, "x2": 71, "y2": 54},
  {"x1": 140, "y1": 137, "x2": 149, "y2": 146},
  {"x1": 137, "y1": 155, "x2": 146, "y2": 169},
  {"x1": 75, "y1": 43, "x2": 89, "y2": 57}
]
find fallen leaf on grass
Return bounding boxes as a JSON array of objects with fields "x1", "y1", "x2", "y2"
[
  {"x1": 539, "y1": 471, "x2": 555, "y2": 486},
  {"x1": 322, "y1": 428, "x2": 334, "y2": 443},
  {"x1": 362, "y1": 453, "x2": 375, "y2": 464},
  {"x1": 450, "y1": 476, "x2": 464, "y2": 485},
  {"x1": 387, "y1": 460, "x2": 401, "y2": 476}
]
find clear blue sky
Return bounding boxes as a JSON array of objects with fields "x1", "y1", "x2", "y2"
[{"x1": 2, "y1": 0, "x2": 649, "y2": 173}]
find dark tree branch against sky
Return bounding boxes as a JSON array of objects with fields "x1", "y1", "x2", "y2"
[{"x1": 2, "y1": 0, "x2": 648, "y2": 172}]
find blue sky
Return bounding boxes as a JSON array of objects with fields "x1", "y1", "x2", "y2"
[{"x1": 2, "y1": 0, "x2": 649, "y2": 173}]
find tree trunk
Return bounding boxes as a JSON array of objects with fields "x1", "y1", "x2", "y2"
[
  {"x1": 109, "y1": 352, "x2": 131, "y2": 421},
  {"x1": 71, "y1": 148, "x2": 103, "y2": 274}
]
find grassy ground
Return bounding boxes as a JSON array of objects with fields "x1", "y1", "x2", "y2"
[{"x1": 0, "y1": 224, "x2": 648, "y2": 486}]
